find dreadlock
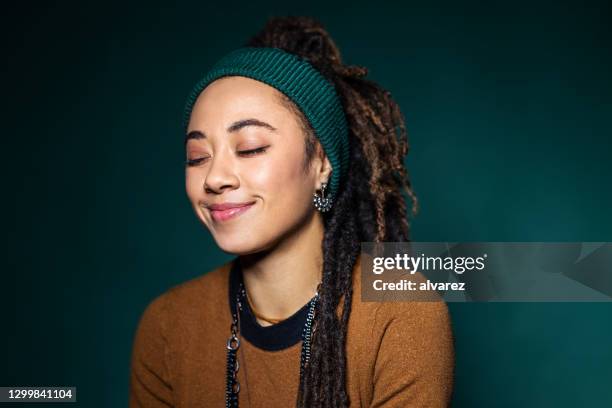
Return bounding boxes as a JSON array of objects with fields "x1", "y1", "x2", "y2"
[{"x1": 246, "y1": 16, "x2": 418, "y2": 408}]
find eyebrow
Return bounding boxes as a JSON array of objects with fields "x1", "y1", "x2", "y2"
[{"x1": 184, "y1": 118, "x2": 277, "y2": 145}]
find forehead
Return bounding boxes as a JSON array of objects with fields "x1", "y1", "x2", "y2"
[{"x1": 190, "y1": 76, "x2": 288, "y2": 123}]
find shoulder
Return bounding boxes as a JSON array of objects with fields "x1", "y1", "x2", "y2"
[
  {"x1": 351, "y1": 252, "x2": 452, "y2": 334},
  {"x1": 164, "y1": 260, "x2": 232, "y2": 306},
  {"x1": 130, "y1": 261, "x2": 233, "y2": 405},
  {"x1": 135, "y1": 259, "x2": 234, "y2": 334},
  {"x1": 348, "y1": 258, "x2": 455, "y2": 406},
  {"x1": 367, "y1": 299, "x2": 454, "y2": 354},
  {"x1": 349, "y1": 254, "x2": 454, "y2": 366},
  {"x1": 350, "y1": 258, "x2": 453, "y2": 347}
]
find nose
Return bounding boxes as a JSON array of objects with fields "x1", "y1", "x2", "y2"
[{"x1": 204, "y1": 152, "x2": 239, "y2": 194}]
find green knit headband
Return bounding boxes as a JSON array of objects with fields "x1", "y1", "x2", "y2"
[{"x1": 183, "y1": 46, "x2": 349, "y2": 199}]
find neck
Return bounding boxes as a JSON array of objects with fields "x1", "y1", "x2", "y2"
[{"x1": 239, "y1": 210, "x2": 324, "y2": 327}]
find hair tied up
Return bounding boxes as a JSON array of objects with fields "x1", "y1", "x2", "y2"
[{"x1": 332, "y1": 64, "x2": 368, "y2": 79}]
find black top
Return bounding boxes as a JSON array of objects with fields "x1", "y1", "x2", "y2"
[{"x1": 228, "y1": 258, "x2": 311, "y2": 351}]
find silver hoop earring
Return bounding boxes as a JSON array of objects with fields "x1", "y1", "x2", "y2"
[{"x1": 313, "y1": 182, "x2": 333, "y2": 213}]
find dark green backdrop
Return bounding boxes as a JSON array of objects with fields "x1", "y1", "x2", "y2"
[{"x1": 3, "y1": 0, "x2": 611, "y2": 406}]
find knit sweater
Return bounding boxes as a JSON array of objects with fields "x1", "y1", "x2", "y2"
[{"x1": 129, "y1": 255, "x2": 455, "y2": 407}]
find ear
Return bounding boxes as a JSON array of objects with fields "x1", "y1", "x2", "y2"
[{"x1": 314, "y1": 150, "x2": 333, "y2": 190}]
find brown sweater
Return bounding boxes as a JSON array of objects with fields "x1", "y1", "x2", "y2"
[{"x1": 129, "y1": 256, "x2": 455, "y2": 407}]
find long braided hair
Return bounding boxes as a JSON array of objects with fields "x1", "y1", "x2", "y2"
[{"x1": 246, "y1": 16, "x2": 418, "y2": 408}]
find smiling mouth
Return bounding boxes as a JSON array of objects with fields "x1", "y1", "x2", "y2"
[{"x1": 207, "y1": 203, "x2": 255, "y2": 222}]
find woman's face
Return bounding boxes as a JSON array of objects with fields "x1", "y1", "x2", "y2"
[{"x1": 185, "y1": 76, "x2": 329, "y2": 254}]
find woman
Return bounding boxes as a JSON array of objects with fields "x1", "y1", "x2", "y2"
[{"x1": 129, "y1": 16, "x2": 454, "y2": 408}]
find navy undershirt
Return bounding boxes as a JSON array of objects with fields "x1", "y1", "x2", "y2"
[{"x1": 228, "y1": 259, "x2": 311, "y2": 351}]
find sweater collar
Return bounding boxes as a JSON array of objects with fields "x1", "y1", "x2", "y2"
[{"x1": 228, "y1": 258, "x2": 312, "y2": 351}]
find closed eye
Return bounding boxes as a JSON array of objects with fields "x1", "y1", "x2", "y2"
[
  {"x1": 238, "y1": 146, "x2": 269, "y2": 157},
  {"x1": 185, "y1": 146, "x2": 269, "y2": 166},
  {"x1": 185, "y1": 157, "x2": 210, "y2": 167}
]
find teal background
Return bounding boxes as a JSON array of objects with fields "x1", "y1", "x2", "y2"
[{"x1": 3, "y1": 0, "x2": 611, "y2": 406}]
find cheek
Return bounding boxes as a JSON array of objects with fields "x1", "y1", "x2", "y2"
[
  {"x1": 185, "y1": 169, "x2": 203, "y2": 203},
  {"x1": 246, "y1": 153, "x2": 313, "y2": 221}
]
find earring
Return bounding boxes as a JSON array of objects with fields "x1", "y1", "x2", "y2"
[{"x1": 313, "y1": 182, "x2": 333, "y2": 212}]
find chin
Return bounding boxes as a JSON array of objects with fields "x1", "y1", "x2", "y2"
[{"x1": 212, "y1": 231, "x2": 276, "y2": 256}]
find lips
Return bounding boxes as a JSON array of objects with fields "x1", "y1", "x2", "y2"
[{"x1": 207, "y1": 202, "x2": 255, "y2": 222}]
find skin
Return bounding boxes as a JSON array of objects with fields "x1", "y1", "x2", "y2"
[{"x1": 185, "y1": 76, "x2": 332, "y2": 325}]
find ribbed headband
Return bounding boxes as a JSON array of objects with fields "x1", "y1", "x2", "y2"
[{"x1": 183, "y1": 46, "x2": 349, "y2": 199}]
